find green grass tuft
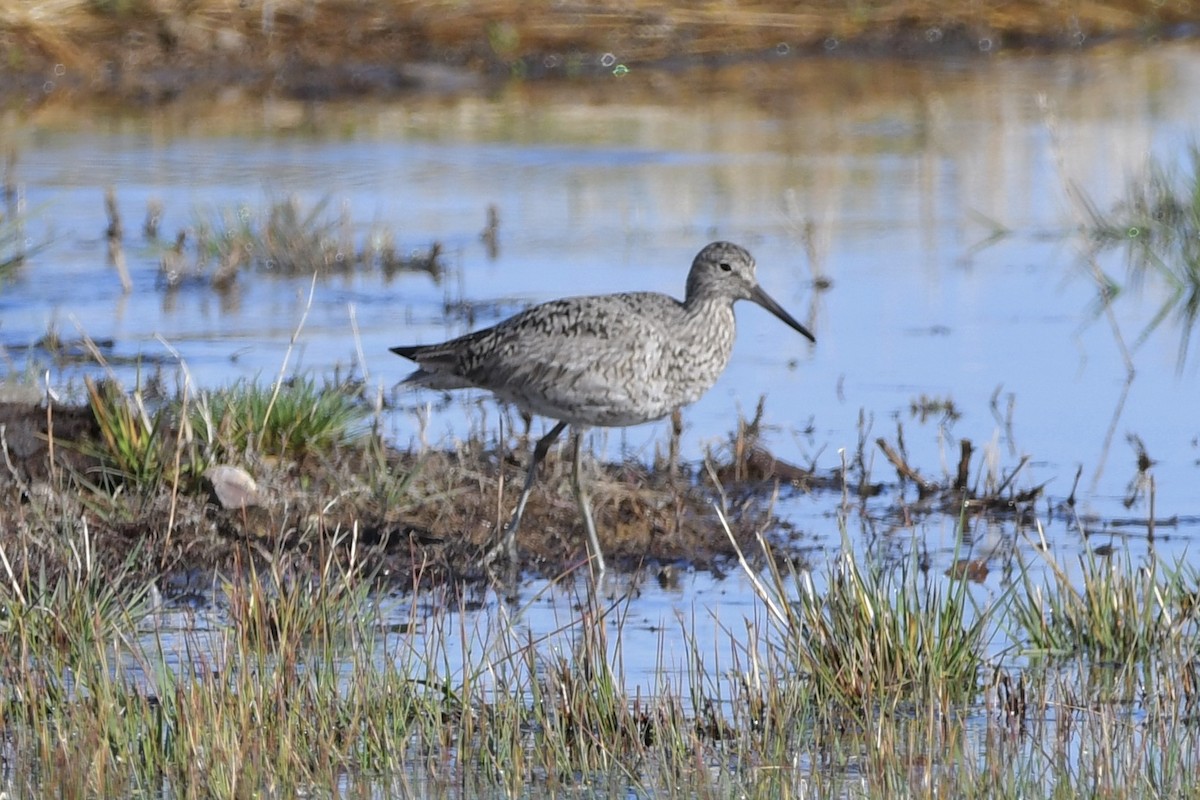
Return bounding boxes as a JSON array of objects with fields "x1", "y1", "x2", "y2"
[
  {"x1": 728, "y1": 520, "x2": 991, "y2": 719},
  {"x1": 1011, "y1": 546, "x2": 1200, "y2": 664},
  {"x1": 191, "y1": 375, "x2": 369, "y2": 461},
  {"x1": 790, "y1": 547, "x2": 988, "y2": 712},
  {"x1": 84, "y1": 374, "x2": 175, "y2": 491}
]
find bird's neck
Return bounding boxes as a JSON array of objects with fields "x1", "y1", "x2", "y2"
[
  {"x1": 683, "y1": 291, "x2": 735, "y2": 316},
  {"x1": 681, "y1": 294, "x2": 738, "y2": 356}
]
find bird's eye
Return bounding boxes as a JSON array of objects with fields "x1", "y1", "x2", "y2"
[{"x1": 719, "y1": 262, "x2": 732, "y2": 272}]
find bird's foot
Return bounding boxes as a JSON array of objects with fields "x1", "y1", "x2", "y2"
[
  {"x1": 482, "y1": 525, "x2": 518, "y2": 568},
  {"x1": 481, "y1": 532, "x2": 519, "y2": 588}
]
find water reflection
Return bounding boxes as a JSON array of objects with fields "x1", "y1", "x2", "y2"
[{"x1": 1079, "y1": 142, "x2": 1200, "y2": 369}]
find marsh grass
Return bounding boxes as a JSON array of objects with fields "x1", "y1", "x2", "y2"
[
  {"x1": 4, "y1": 497, "x2": 1200, "y2": 795},
  {"x1": 749, "y1": 531, "x2": 989, "y2": 716},
  {"x1": 1011, "y1": 543, "x2": 1200, "y2": 664},
  {"x1": 12, "y1": 363, "x2": 789, "y2": 586},
  {"x1": 718, "y1": 524, "x2": 1200, "y2": 797},
  {"x1": 0, "y1": 526, "x2": 433, "y2": 796},
  {"x1": 0, "y1": 525, "x2": 159, "y2": 794},
  {"x1": 993, "y1": 543, "x2": 1200, "y2": 795},
  {"x1": 193, "y1": 196, "x2": 345, "y2": 277}
]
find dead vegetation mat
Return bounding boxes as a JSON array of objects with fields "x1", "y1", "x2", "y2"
[{"x1": 0, "y1": 399, "x2": 813, "y2": 589}]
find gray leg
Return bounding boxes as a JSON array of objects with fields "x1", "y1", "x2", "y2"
[
  {"x1": 571, "y1": 429, "x2": 606, "y2": 574},
  {"x1": 486, "y1": 420, "x2": 568, "y2": 566}
]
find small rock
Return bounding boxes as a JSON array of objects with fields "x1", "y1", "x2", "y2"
[{"x1": 204, "y1": 464, "x2": 261, "y2": 510}]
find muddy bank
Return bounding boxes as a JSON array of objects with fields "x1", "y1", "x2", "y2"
[
  {"x1": 2, "y1": 1, "x2": 1196, "y2": 107},
  {"x1": 0, "y1": 385, "x2": 1070, "y2": 590},
  {"x1": 0, "y1": 398, "x2": 826, "y2": 587}
]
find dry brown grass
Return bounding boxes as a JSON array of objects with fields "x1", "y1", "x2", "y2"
[{"x1": 0, "y1": 0, "x2": 1190, "y2": 102}]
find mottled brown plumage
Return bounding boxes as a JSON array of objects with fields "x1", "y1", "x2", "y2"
[{"x1": 392, "y1": 241, "x2": 814, "y2": 573}]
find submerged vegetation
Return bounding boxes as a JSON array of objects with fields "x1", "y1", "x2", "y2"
[
  {"x1": 147, "y1": 195, "x2": 445, "y2": 296},
  {"x1": 172, "y1": 196, "x2": 445, "y2": 286}
]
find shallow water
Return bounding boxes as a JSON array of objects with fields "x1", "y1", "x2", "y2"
[{"x1": 4, "y1": 44, "x2": 1200, "y2": 701}]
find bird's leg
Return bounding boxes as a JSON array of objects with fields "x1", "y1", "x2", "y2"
[
  {"x1": 486, "y1": 419, "x2": 568, "y2": 567},
  {"x1": 571, "y1": 429, "x2": 606, "y2": 574}
]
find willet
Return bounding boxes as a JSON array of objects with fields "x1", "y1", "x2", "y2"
[{"x1": 391, "y1": 241, "x2": 815, "y2": 574}]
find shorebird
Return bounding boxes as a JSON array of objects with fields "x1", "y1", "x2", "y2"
[{"x1": 392, "y1": 241, "x2": 815, "y2": 573}]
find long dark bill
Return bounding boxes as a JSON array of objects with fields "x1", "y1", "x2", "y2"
[{"x1": 750, "y1": 285, "x2": 816, "y2": 343}]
